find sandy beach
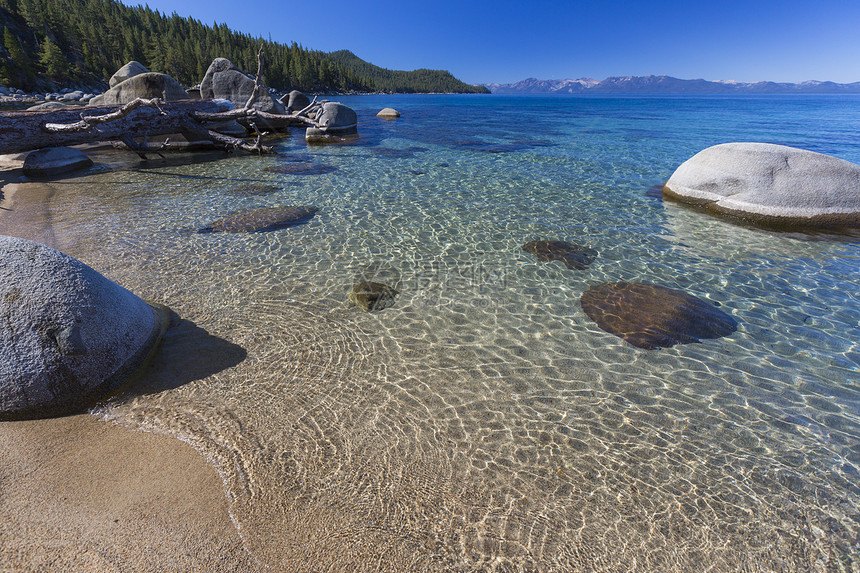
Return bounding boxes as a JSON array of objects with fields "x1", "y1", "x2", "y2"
[
  {"x1": 0, "y1": 414, "x2": 262, "y2": 572},
  {"x1": 0, "y1": 170, "x2": 261, "y2": 572}
]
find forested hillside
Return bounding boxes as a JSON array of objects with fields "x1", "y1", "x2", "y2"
[{"x1": 0, "y1": 0, "x2": 488, "y2": 93}]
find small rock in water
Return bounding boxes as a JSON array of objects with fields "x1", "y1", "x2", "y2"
[
  {"x1": 522, "y1": 240, "x2": 597, "y2": 270},
  {"x1": 349, "y1": 281, "x2": 399, "y2": 311},
  {"x1": 376, "y1": 107, "x2": 400, "y2": 118},
  {"x1": 645, "y1": 185, "x2": 664, "y2": 200},
  {"x1": 265, "y1": 162, "x2": 336, "y2": 175},
  {"x1": 198, "y1": 206, "x2": 317, "y2": 233},
  {"x1": 226, "y1": 184, "x2": 282, "y2": 196},
  {"x1": 370, "y1": 146, "x2": 426, "y2": 159},
  {"x1": 580, "y1": 282, "x2": 737, "y2": 349},
  {"x1": 23, "y1": 147, "x2": 93, "y2": 178}
]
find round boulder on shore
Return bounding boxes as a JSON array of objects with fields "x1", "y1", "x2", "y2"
[
  {"x1": 26, "y1": 101, "x2": 69, "y2": 111},
  {"x1": 663, "y1": 142, "x2": 860, "y2": 228},
  {"x1": 0, "y1": 236, "x2": 168, "y2": 419},
  {"x1": 109, "y1": 60, "x2": 150, "y2": 88},
  {"x1": 89, "y1": 72, "x2": 188, "y2": 106},
  {"x1": 23, "y1": 147, "x2": 93, "y2": 178}
]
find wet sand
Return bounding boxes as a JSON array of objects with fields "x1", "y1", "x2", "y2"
[
  {"x1": 0, "y1": 170, "x2": 260, "y2": 571},
  {"x1": 0, "y1": 414, "x2": 262, "y2": 572}
]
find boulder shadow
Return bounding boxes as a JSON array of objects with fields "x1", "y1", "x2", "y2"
[{"x1": 124, "y1": 311, "x2": 247, "y2": 397}]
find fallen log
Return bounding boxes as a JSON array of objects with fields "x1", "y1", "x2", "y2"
[
  {"x1": 0, "y1": 99, "x2": 231, "y2": 155},
  {"x1": 0, "y1": 48, "x2": 352, "y2": 157}
]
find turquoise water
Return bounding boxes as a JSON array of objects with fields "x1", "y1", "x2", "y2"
[{"x1": 5, "y1": 94, "x2": 860, "y2": 570}]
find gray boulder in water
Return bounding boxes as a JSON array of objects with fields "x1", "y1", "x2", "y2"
[
  {"x1": 376, "y1": 107, "x2": 400, "y2": 118},
  {"x1": 198, "y1": 205, "x2": 318, "y2": 233},
  {"x1": 0, "y1": 236, "x2": 168, "y2": 419},
  {"x1": 109, "y1": 61, "x2": 150, "y2": 88},
  {"x1": 199, "y1": 58, "x2": 285, "y2": 114},
  {"x1": 89, "y1": 72, "x2": 188, "y2": 105},
  {"x1": 23, "y1": 147, "x2": 93, "y2": 177},
  {"x1": 281, "y1": 90, "x2": 311, "y2": 112},
  {"x1": 663, "y1": 142, "x2": 860, "y2": 228},
  {"x1": 305, "y1": 102, "x2": 359, "y2": 143},
  {"x1": 315, "y1": 102, "x2": 357, "y2": 133}
]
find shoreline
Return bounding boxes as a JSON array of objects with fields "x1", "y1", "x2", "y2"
[{"x1": 0, "y1": 173, "x2": 262, "y2": 571}]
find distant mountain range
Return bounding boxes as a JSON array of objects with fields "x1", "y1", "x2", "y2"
[{"x1": 484, "y1": 76, "x2": 860, "y2": 95}]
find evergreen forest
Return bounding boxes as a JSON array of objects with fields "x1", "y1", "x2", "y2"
[{"x1": 0, "y1": 0, "x2": 488, "y2": 93}]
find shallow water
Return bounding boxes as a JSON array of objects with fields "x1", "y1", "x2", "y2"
[{"x1": 3, "y1": 94, "x2": 860, "y2": 571}]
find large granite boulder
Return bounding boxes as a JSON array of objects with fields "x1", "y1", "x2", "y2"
[
  {"x1": 0, "y1": 236, "x2": 167, "y2": 419},
  {"x1": 22, "y1": 147, "x2": 93, "y2": 177},
  {"x1": 89, "y1": 72, "x2": 188, "y2": 106},
  {"x1": 663, "y1": 143, "x2": 860, "y2": 228},
  {"x1": 199, "y1": 58, "x2": 237, "y2": 97},
  {"x1": 199, "y1": 58, "x2": 285, "y2": 113},
  {"x1": 109, "y1": 61, "x2": 150, "y2": 88},
  {"x1": 314, "y1": 102, "x2": 357, "y2": 132},
  {"x1": 280, "y1": 90, "x2": 311, "y2": 112},
  {"x1": 305, "y1": 102, "x2": 358, "y2": 143}
]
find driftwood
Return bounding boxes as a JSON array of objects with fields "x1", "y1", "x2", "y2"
[
  {"x1": 0, "y1": 100, "x2": 226, "y2": 155},
  {"x1": 0, "y1": 46, "x2": 333, "y2": 157}
]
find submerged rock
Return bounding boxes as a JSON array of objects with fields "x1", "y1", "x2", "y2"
[
  {"x1": 109, "y1": 61, "x2": 150, "y2": 88},
  {"x1": 349, "y1": 281, "x2": 399, "y2": 311},
  {"x1": 451, "y1": 139, "x2": 531, "y2": 153},
  {"x1": 23, "y1": 147, "x2": 93, "y2": 177},
  {"x1": 198, "y1": 205, "x2": 318, "y2": 233},
  {"x1": 226, "y1": 184, "x2": 282, "y2": 196},
  {"x1": 377, "y1": 107, "x2": 400, "y2": 118},
  {"x1": 89, "y1": 72, "x2": 188, "y2": 105},
  {"x1": 580, "y1": 282, "x2": 737, "y2": 349},
  {"x1": 663, "y1": 142, "x2": 860, "y2": 228},
  {"x1": 0, "y1": 236, "x2": 168, "y2": 419},
  {"x1": 305, "y1": 128, "x2": 359, "y2": 145},
  {"x1": 371, "y1": 146, "x2": 427, "y2": 159},
  {"x1": 522, "y1": 240, "x2": 597, "y2": 270},
  {"x1": 265, "y1": 162, "x2": 336, "y2": 175}
]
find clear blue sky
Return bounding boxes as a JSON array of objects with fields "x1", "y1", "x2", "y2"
[{"x1": 126, "y1": 0, "x2": 860, "y2": 84}]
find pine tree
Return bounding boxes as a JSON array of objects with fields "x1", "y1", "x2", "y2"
[{"x1": 38, "y1": 37, "x2": 68, "y2": 80}]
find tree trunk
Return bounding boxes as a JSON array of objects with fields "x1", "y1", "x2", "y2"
[{"x1": 0, "y1": 100, "x2": 231, "y2": 155}]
